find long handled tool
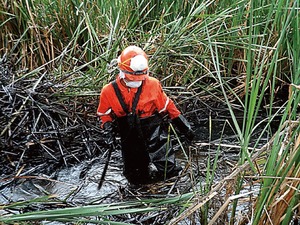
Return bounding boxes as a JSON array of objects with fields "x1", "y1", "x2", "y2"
[{"x1": 97, "y1": 144, "x2": 113, "y2": 190}]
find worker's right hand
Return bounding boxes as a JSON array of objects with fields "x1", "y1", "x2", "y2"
[{"x1": 103, "y1": 122, "x2": 114, "y2": 145}]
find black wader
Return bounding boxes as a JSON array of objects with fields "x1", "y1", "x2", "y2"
[{"x1": 112, "y1": 81, "x2": 177, "y2": 184}]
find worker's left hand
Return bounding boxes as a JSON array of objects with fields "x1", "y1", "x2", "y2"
[
  {"x1": 184, "y1": 128, "x2": 195, "y2": 142},
  {"x1": 172, "y1": 114, "x2": 195, "y2": 142}
]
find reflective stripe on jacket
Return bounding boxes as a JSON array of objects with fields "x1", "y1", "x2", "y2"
[{"x1": 97, "y1": 76, "x2": 181, "y2": 125}]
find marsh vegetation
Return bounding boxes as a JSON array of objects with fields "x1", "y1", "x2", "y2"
[{"x1": 0, "y1": 0, "x2": 299, "y2": 224}]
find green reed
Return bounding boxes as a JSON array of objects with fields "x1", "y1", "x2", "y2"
[{"x1": 0, "y1": 192, "x2": 194, "y2": 224}]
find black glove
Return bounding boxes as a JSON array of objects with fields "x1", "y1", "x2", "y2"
[
  {"x1": 103, "y1": 122, "x2": 115, "y2": 145},
  {"x1": 172, "y1": 115, "x2": 195, "y2": 141}
]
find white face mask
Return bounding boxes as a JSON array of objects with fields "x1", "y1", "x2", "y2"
[
  {"x1": 119, "y1": 70, "x2": 142, "y2": 88},
  {"x1": 123, "y1": 79, "x2": 142, "y2": 88}
]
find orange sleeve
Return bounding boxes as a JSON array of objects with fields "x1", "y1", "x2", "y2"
[
  {"x1": 96, "y1": 84, "x2": 113, "y2": 127},
  {"x1": 155, "y1": 80, "x2": 181, "y2": 119},
  {"x1": 165, "y1": 96, "x2": 181, "y2": 119}
]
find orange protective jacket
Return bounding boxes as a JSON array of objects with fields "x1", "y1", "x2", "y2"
[{"x1": 97, "y1": 76, "x2": 181, "y2": 125}]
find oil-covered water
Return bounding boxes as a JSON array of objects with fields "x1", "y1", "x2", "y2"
[{"x1": 0, "y1": 117, "x2": 274, "y2": 224}]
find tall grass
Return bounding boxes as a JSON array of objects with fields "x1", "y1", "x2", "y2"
[
  {"x1": 0, "y1": 0, "x2": 299, "y2": 224},
  {"x1": 202, "y1": 0, "x2": 300, "y2": 224}
]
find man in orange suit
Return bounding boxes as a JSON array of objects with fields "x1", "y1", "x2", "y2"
[{"x1": 97, "y1": 46, "x2": 194, "y2": 184}]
